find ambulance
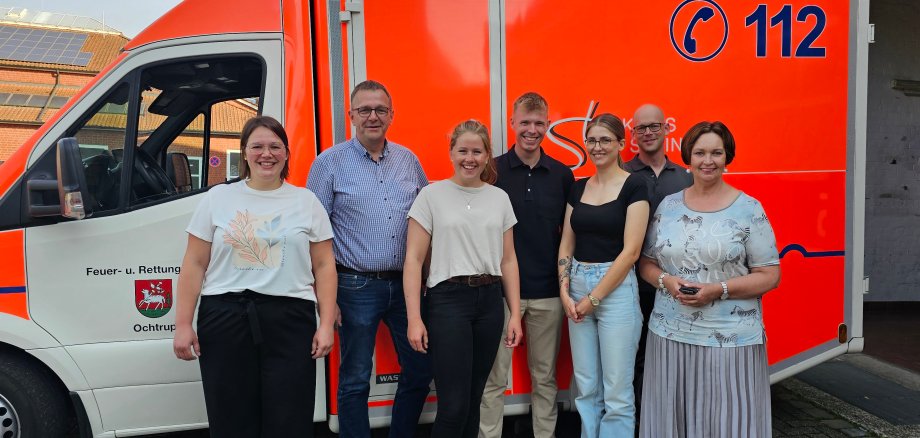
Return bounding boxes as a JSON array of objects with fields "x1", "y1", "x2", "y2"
[{"x1": 0, "y1": 0, "x2": 869, "y2": 436}]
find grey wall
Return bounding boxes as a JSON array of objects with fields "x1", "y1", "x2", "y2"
[{"x1": 865, "y1": 0, "x2": 920, "y2": 301}]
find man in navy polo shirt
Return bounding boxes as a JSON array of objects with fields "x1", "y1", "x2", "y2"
[
  {"x1": 479, "y1": 92, "x2": 574, "y2": 438},
  {"x1": 623, "y1": 103, "x2": 693, "y2": 412},
  {"x1": 307, "y1": 80, "x2": 431, "y2": 438}
]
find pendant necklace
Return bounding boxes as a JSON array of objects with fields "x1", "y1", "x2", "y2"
[{"x1": 459, "y1": 188, "x2": 475, "y2": 210}]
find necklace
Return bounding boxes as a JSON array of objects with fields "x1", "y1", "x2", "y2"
[
  {"x1": 463, "y1": 192, "x2": 474, "y2": 210},
  {"x1": 450, "y1": 178, "x2": 482, "y2": 210}
]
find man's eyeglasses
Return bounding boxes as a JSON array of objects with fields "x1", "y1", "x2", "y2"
[
  {"x1": 351, "y1": 106, "x2": 391, "y2": 118},
  {"x1": 633, "y1": 123, "x2": 664, "y2": 134},
  {"x1": 585, "y1": 137, "x2": 616, "y2": 147}
]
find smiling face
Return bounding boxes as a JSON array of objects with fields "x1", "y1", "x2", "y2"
[
  {"x1": 511, "y1": 107, "x2": 549, "y2": 154},
  {"x1": 349, "y1": 89, "x2": 393, "y2": 147},
  {"x1": 243, "y1": 126, "x2": 288, "y2": 183},
  {"x1": 450, "y1": 132, "x2": 490, "y2": 186},
  {"x1": 688, "y1": 132, "x2": 726, "y2": 183},
  {"x1": 585, "y1": 124, "x2": 624, "y2": 169},
  {"x1": 632, "y1": 104, "x2": 669, "y2": 155}
]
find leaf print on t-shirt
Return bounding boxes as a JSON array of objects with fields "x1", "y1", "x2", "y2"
[{"x1": 223, "y1": 210, "x2": 285, "y2": 269}]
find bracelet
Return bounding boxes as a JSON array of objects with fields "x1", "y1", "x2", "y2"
[
  {"x1": 657, "y1": 272, "x2": 668, "y2": 290},
  {"x1": 719, "y1": 281, "x2": 729, "y2": 300}
]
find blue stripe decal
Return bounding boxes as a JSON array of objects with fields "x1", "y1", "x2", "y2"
[
  {"x1": 0, "y1": 286, "x2": 26, "y2": 294},
  {"x1": 779, "y1": 244, "x2": 846, "y2": 259}
]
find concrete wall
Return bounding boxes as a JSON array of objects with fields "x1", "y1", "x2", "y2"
[{"x1": 864, "y1": 0, "x2": 920, "y2": 301}]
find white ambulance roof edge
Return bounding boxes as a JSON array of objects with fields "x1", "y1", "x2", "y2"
[
  {"x1": 120, "y1": 32, "x2": 283, "y2": 54},
  {"x1": 25, "y1": 33, "x2": 285, "y2": 169}
]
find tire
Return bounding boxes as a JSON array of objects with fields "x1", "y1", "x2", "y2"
[{"x1": 0, "y1": 352, "x2": 73, "y2": 438}]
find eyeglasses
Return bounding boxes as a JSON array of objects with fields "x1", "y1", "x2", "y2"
[
  {"x1": 585, "y1": 137, "x2": 616, "y2": 147},
  {"x1": 351, "y1": 106, "x2": 391, "y2": 118},
  {"x1": 246, "y1": 143, "x2": 286, "y2": 155},
  {"x1": 633, "y1": 123, "x2": 664, "y2": 134}
]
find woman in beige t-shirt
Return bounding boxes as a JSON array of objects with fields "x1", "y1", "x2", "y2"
[{"x1": 404, "y1": 119, "x2": 523, "y2": 438}]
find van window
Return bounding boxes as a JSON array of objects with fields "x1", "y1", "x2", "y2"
[
  {"x1": 59, "y1": 55, "x2": 263, "y2": 212},
  {"x1": 70, "y1": 82, "x2": 130, "y2": 212},
  {"x1": 206, "y1": 98, "x2": 257, "y2": 186},
  {"x1": 134, "y1": 56, "x2": 263, "y2": 202}
]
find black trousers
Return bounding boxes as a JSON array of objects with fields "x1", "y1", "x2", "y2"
[
  {"x1": 426, "y1": 281, "x2": 504, "y2": 438},
  {"x1": 197, "y1": 291, "x2": 317, "y2": 438}
]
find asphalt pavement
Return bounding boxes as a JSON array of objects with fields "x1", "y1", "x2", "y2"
[{"x1": 143, "y1": 303, "x2": 920, "y2": 438}]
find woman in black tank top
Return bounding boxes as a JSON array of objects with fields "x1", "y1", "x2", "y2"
[{"x1": 556, "y1": 113, "x2": 650, "y2": 437}]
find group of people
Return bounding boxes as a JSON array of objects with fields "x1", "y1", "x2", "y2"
[{"x1": 172, "y1": 80, "x2": 781, "y2": 438}]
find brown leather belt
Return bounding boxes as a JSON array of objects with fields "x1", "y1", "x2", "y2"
[{"x1": 447, "y1": 274, "x2": 501, "y2": 287}]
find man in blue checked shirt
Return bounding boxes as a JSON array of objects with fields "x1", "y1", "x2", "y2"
[{"x1": 307, "y1": 80, "x2": 431, "y2": 437}]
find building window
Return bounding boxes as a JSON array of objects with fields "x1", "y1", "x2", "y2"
[
  {"x1": 227, "y1": 150, "x2": 240, "y2": 180},
  {"x1": 187, "y1": 156, "x2": 202, "y2": 189}
]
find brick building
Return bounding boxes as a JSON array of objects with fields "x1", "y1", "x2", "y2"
[
  {"x1": 0, "y1": 7, "x2": 256, "y2": 185},
  {"x1": 0, "y1": 7, "x2": 127, "y2": 163}
]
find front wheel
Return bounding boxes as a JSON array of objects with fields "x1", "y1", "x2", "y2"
[{"x1": 0, "y1": 352, "x2": 73, "y2": 438}]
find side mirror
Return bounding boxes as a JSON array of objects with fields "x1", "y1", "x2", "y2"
[{"x1": 56, "y1": 138, "x2": 93, "y2": 220}]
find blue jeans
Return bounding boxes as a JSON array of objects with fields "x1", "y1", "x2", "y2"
[
  {"x1": 336, "y1": 273, "x2": 432, "y2": 438},
  {"x1": 568, "y1": 260, "x2": 642, "y2": 438}
]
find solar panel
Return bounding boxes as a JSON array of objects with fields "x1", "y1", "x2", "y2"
[{"x1": 0, "y1": 25, "x2": 92, "y2": 67}]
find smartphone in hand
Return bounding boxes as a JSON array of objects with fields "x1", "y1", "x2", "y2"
[{"x1": 678, "y1": 286, "x2": 700, "y2": 295}]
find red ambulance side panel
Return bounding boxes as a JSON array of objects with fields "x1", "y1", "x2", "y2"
[
  {"x1": 0, "y1": 230, "x2": 27, "y2": 320},
  {"x1": 505, "y1": 0, "x2": 849, "y2": 381}
]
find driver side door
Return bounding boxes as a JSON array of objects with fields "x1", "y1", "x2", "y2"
[{"x1": 24, "y1": 39, "x2": 282, "y2": 432}]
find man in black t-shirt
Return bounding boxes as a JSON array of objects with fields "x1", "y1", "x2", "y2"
[
  {"x1": 479, "y1": 92, "x2": 574, "y2": 438},
  {"x1": 622, "y1": 103, "x2": 693, "y2": 413}
]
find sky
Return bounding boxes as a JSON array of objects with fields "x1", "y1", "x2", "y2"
[{"x1": 9, "y1": 0, "x2": 183, "y2": 37}]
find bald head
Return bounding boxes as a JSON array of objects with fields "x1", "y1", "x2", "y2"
[
  {"x1": 632, "y1": 103, "x2": 669, "y2": 155},
  {"x1": 634, "y1": 104, "x2": 665, "y2": 123}
]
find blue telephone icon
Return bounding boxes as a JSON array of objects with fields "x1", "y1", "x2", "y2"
[{"x1": 684, "y1": 7, "x2": 715, "y2": 54}]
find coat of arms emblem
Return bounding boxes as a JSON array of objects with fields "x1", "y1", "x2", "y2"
[{"x1": 135, "y1": 279, "x2": 172, "y2": 318}]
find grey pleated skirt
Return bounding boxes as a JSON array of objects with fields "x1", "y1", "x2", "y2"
[{"x1": 639, "y1": 331, "x2": 771, "y2": 438}]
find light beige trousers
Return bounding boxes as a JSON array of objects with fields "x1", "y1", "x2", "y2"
[{"x1": 478, "y1": 297, "x2": 564, "y2": 438}]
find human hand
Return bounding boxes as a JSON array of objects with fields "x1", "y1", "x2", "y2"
[
  {"x1": 574, "y1": 295, "x2": 596, "y2": 320},
  {"x1": 677, "y1": 282, "x2": 719, "y2": 307},
  {"x1": 663, "y1": 275, "x2": 684, "y2": 299},
  {"x1": 562, "y1": 295, "x2": 584, "y2": 323},
  {"x1": 312, "y1": 324, "x2": 335, "y2": 359},
  {"x1": 173, "y1": 324, "x2": 200, "y2": 361},
  {"x1": 335, "y1": 303, "x2": 342, "y2": 329},
  {"x1": 561, "y1": 294, "x2": 577, "y2": 319},
  {"x1": 408, "y1": 319, "x2": 428, "y2": 353},
  {"x1": 505, "y1": 315, "x2": 523, "y2": 348}
]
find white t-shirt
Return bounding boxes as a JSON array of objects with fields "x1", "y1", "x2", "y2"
[
  {"x1": 408, "y1": 180, "x2": 517, "y2": 288},
  {"x1": 186, "y1": 181, "x2": 334, "y2": 301}
]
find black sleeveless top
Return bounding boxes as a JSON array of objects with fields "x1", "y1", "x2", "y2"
[{"x1": 568, "y1": 173, "x2": 649, "y2": 263}]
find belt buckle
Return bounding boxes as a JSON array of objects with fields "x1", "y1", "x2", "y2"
[{"x1": 468, "y1": 274, "x2": 486, "y2": 287}]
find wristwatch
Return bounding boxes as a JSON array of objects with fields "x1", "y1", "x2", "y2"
[
  {"x1": 588, "y1": 294, "x2": 600, "y2": 307},
  {"x1": 720, "y1": 281, "x2": 729, "y2": 300}
]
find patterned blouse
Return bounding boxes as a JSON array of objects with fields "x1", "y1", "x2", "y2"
[{"x1": 642, "y1": 191, "x2": 779, "y2": 347}]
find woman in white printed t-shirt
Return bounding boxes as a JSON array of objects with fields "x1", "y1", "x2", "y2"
[
  {"x1": 404, "y1": 119, "x2": 524, "y2": 438},
  {"x1": 172, "y1": 116, "x2": 336, "y2": 438}
]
